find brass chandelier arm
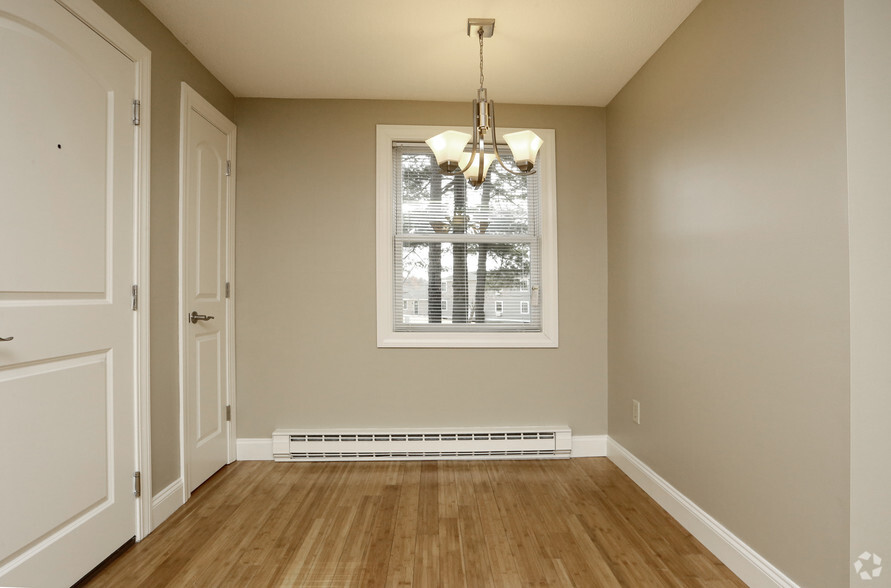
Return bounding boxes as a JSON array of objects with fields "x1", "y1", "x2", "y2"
[{"x1": 489, "y1": 101, "x2": 538, "y2": 177}]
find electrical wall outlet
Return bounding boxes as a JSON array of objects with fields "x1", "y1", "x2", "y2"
[{"x1": 632, "y1": 399, "x2": 641, "y2": 424}]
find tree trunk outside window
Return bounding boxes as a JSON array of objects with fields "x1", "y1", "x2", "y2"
[
  {"x1": 427, "y1": 156, "x2": 442, "y2": 323},
  {"x1": 473, "y1": 182, "x2": 492, "y2": 323},
  {"x1": 452, "y1": 179, "x2": 468, "y2": 323}
]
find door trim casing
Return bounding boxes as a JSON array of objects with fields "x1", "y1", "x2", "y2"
[
  {"x1": 55, "y1": 0, "x2": 153, "y2": 540},
  {"x1": 177, "y1": 82, "x2": 237, "y2": 504}
]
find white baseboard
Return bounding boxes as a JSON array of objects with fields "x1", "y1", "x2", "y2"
[
  {"x1": 606, "y1": 439, "x2": 798, "y2": 588},
  {"x1": 150, "y1": 478, "x2": 184, "y2": 531},
  {"x1": 237, "y1": 435, "x2": 607, "y2": 462},
  {"x1": 571, "y1": 434, "x2": 608, "y2": 457},
  {"x1": 237, "y1": 437, "x2": 274, "y2": 460}
]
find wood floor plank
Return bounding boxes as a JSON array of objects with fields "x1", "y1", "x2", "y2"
[
  {"x1": 524, "y1": 461, "x2": 622, "y2": 587},
  {"x1": 298, "y1": 463, "x2": 384, "y2": 587},
  {"x1": 84, "y1": 458, "x2": 747, "y2": 588},
  {"x1": 326, "y1": 463, "x2": 388, "y2": 585},
  {"x1": 436, "y1": 463, "x2": 466, "y2": 587},
  {"x1": 412, "y1": 461, "x2": 442, "y2": 587},
  {"x1": 416, "y1": 461, "x2": 439, "y2": 536},
  {"x1": 273, "y1": 462, "x2": 358, "y2": 587},
  {"x1": 241, "y1": 462, "x2": 332, "y2": 586},
  {"x1": 485, "y1": 461, "x2": 562, "y2": 586},
  {"x1": 438, "y1": 517, "x2": 466, "y2": 588},
  {"x1": 356, "y1": 476, "x2": 401, "y2": 587},
  {"x1": 453, "y1": 463, "x2": 496, "y2": 588},
  {"x1": 411, "y1": 531, "x2": 440, "y2": 587},
  {"x1": 385, "y1": 462, "x2": 420, "y2": 587},
  {"x1": 468, "y1": 462, "x2": 524, "y2": 587}
]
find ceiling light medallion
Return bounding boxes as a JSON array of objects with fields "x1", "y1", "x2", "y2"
[{"x1": 426, "y1": 18, "x2": 543, "y2": 188}]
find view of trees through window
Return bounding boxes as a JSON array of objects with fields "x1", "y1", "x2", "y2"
[{"x1": 394, "y1": 144, "x2": 541, "y2": 331}]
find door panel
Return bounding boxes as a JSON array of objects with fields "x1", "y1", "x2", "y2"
[
  {"x1": 196, "y1": 145, "x2": 223, "y2": 300},
  {"x1": 196, "y1": 332, "x2": 222, "y2": 444},
  {"x1": 0, "y1": 353, "x2": 110, "y2": 562},
  {"x1": 183, "y1": 92, "x2": 233, "y2": 493},
  {"x1": 0, "y1": 8, "x2": 110, "y2": 296},
  {"x1": 0, "y1": 1, "x2": 138, "y2": 585}
]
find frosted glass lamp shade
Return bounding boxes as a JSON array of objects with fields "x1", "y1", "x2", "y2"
[
  {"x1": 503, "y1": 130, "x2": 543, "y2": 171},
  {"x1": 459, "y1": 150, "x2": 496, "y2": 187},
  {"x1": 426, "y1": 131, "x2": 472, "y2": 173}
]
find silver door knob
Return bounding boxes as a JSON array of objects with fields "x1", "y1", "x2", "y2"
[
  {"x1": 189, "y1": 311, "x2": 215, "y2": 324},
  {"x1": 0, "y1": 336, "x2": 12, "y2": 342}
]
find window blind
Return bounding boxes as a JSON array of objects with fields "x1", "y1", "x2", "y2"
[{"x1": 392, "y1": 143, "x2": 542, "y2": 332}]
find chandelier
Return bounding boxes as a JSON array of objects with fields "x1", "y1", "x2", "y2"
[{"x1": 426, "y1": 18, "x2": 544, "y2": 188}]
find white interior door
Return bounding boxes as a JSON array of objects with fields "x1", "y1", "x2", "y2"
[
  {"x1": 0, "y1": 1, "x2": 142, "y2": 585},
  {"x1": 181, "y1": 84, "x2": 236, "y2": 493}
]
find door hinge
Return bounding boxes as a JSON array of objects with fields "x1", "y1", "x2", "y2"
[
  {"x1": 131, "y1": 285, "x2": 138, "y2": 311},
  {"x1": 225, "y1": 282, "x2": 231, "y2": 298},
  {"x1": 133, "y1": 471, "x2": 141, "y2": 497},
  {"x1": 226, "y1": 404, "x2": 231, "y2": 422},
  {"x1": 132, "y1": 99, "x2": 141, "y2": 126},
  {"x1": 225, "y1": 160, "x2": 231, "y2": 177}
]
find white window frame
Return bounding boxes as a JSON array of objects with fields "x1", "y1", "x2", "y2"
[
  {"x1": 376, "y1": 124, "x2": 558, "y2": 348},
  {"x1": 520, "y1": 301, "x2": 530, "y2": 315},
  {"x1": 495, "y1": 300, "x2": 504, "y2": 317}
]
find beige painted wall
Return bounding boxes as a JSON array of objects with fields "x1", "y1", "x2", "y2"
[
  {"x1": 845, "y1": 0, "x2": 891, "y2": 584},
  {"x1": 235, "y1": 99, "x2": 607, "y2": 438},
  {"x1": 606, "y1": 1, "x2": 850, "y2": 586},
  {"x1": 94, "y1": 0, "x2": 236, "y2": 494}
]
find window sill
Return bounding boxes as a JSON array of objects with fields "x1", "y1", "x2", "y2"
[{"x1": 377, "y1": 330, "x2": 558, "y2": 349}]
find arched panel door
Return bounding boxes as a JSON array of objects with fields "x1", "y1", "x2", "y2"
[{"x1": 0, "y1": 2, "x2": 142, "y2": 585}]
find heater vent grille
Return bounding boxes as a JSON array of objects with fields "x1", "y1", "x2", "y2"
[
  {"x1": 289, "y1": 431, "x2": 556, "y2": 443},
  {"x1": 272, "y1": 427, "x2": 571, "y2": 462}
]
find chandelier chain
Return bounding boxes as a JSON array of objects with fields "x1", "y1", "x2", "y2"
[{"x1": 478, "y1": 26, "x2": 485, "y2": 90}]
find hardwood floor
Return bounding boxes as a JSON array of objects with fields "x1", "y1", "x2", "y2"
[{"x1": 85, "y1": 458, "x2": 746, "y2": 587}]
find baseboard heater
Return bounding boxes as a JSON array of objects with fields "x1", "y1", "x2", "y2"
[{"x1": 272, "y1": 426, "x2": 572, "y2": 462}]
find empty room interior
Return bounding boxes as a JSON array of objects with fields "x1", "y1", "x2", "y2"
[{"x1": 1, "y1": 0, "x2": 889, "y2": 587}]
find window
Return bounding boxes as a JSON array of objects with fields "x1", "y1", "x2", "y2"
[{"x1": 376, "y1": 125, "x2": 558, "y2": 348}]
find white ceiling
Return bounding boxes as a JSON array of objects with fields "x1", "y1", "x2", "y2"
[{"x1": 138, "y1": 0, "x2": 701, "y2": 107}]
